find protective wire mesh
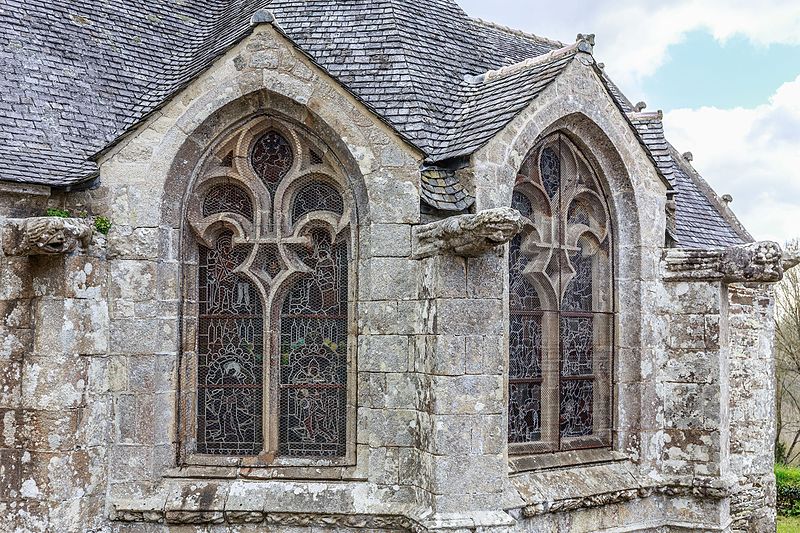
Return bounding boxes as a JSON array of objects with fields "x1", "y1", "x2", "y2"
[
  {"x1": 193, "y1": 127, "x2": 350, "y2": 459},
  {"x1": 202, "y1": 183, "x2": 253, "y2": 220},
  {"x1": 251, "y1": 130, "x2": 293, "y2": 196},
  {"x1": 508, "y1": 135, "x2": 613, "y2": 453},
  {"x1": 197, "y1": 231, "x2": 263, "y2": 455},
  {"x1": 279, "y1": 229, "x2": 348, "y2": 457}
]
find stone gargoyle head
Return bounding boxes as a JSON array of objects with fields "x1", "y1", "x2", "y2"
[{"x1": 1, "y1": 216, "x2": 93, "y2": 256}]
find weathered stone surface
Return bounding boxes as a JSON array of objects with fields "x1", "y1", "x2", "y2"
[
  {"x1": 413, "y1": 207, "x2": 524, "y2": 259},
  {"x1": 664, "y1": 240, "x2": 792, "y2": 283},
  {"x1": 0, "y1": 15, "x2": 784, "y2": 533},
  {"x1": 1, "y1": 217, "x2": 93, "y2": 256}
]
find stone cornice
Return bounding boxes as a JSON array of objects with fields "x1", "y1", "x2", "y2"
[{"x1": 663, "y1": 241, "x2": 793, "y2": 283}]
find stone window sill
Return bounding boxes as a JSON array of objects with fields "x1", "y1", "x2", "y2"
[
  {"x1": 163, "y1": 464, "x2": 364, "y2": 481},
  {"x1": 509, "y1": 447, "x2": 627, "y2": 474},
  {"x1": 508, "y1": 457, "x2": 646, "y2": 517}
]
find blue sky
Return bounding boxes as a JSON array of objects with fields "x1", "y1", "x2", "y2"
[
  {"x1": 643, "y1": 31, "x2": 800, "y2": 110},
  {"x1": 459, "y1": 0, "x2": 800, "y2": 244}
]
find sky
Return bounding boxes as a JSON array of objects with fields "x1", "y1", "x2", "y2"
[{"x1": 459, "y1": 0, "x2": 800, "y2": 244}]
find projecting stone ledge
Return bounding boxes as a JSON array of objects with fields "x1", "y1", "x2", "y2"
[
  {"x1": 1, "y1": 216, "x2": 93, "y2": 256},
  {"x1": 413, "y1": 207, "x2": 524, "y2": 259},
  {"x1": 664, "y1": 241, "x2": 797, "y2": 283}
]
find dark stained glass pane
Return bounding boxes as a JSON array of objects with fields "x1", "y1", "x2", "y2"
[
  {"x1": 509, "y1": 382, "x2": 542, "y2": 443},
  {"x1": 512, "y1": 190, "x2": 533, "y2": 218},
  {"x1": 279, "y1": 230, "x2": 348, "y2": 457},
  {"x1": 251, "y1": 131, "x2": 293, "y2": 195},
  {"x1": 509, "y1": 235, "x2": 541, "y2": 310},
  {"x1": 202, "y1": 184, "x2": 253, "y2": 220},
  {"x1": 562, "y1": 250, "x2": 592, "y2": 312},
  {"x1": 291, "y1": 181, "x2": 344, "y2": 224},
  {"x1": 509, "y1": 314, "x2": 542, "y2": 379},
  {"x1": 560, "y1": 316, "x2": 593, "y2": 377},
  {"x1": 560, "y1": 379, "x2": 593, "y2": 438},
  {"x1": 197, "y1": 231, "x2": 263, "y2": 455},
  {"x1": 540, "y1": 147, "x2": 560, "y2": 198}
]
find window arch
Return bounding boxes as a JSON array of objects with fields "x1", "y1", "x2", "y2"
[
  {"x1": 185, "y1": 117, "x2": 355, "y2": 461},
  {"x1": 508, "y1": 134, "x2": 613, "y2": 454}
]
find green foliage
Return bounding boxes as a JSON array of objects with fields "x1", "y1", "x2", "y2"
[
  {"x1": 45, "y1": 208, "x2": 113, "y2": 235},
  {"x1": 779, "y1": 515, "x2": 800, "y2": 532},
  {"x1": 93, "y1": 216, "x2": 112, "y2": 235},
  {"x1": 777, "y1": 464, "x2": 800, "y2": 516},
  {"x1": 45, "y1": 207, "x2": 71, "y2": 218}
]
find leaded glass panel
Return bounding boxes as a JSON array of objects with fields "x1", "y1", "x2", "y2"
[
  {"x1": 187, "y1": 117, "x2": 353, "y2": 463},
  {"x1": 279, "y1": 231, "x2": 348, "y2": 457},
  {"x1": 197, "y1": 231, "x2": 263, "y2": 455},
  {"x1": 508, "y1": 136, "x2": 613, "y2": 453}
]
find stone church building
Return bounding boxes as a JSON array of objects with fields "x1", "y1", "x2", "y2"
[{"x1": 0, "y1": 1, "x2": 795, "y2": 532}]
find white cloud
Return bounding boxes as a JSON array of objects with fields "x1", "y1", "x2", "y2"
[
  {"x1": 663, "y1": 75, "x2": 800, "y2": 243},
  {"x1": 461, "y1": 0, "x2": 800, "y2": 95}
]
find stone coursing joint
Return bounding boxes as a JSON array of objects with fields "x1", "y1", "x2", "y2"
[
  {"x1": 0, "y1": 216, "x2": 93, "y2": 256},
  {"x1": 413, "y1": 207, "x2": 524, "y2": 259},
  {"x1": 664, "y1": 240, "x2": 795, "y2": 283}
]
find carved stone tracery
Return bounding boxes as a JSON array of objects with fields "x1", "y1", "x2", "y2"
[{"x1": 184, "y1": 115, "x2": 355, "y2": 461}]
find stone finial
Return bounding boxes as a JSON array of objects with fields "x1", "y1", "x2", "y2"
[
  {"x1": 664, "y1": 240, "x2": 792, "y2": 283},
  {"x1": 250, "y1": 9, "x2": 275, "y2": 25},
  {"x1": 414, "y1": 207, "x2": 524, "y2": 259},
  {"x1": 721, "y1": 194, "x2": 733, "y2": 205},
  {"x1": 575, "y1": 33, "x2": 595, "y2": 53},
  {"x1": 634, "y1": 101, "x2": 647, "y2": 112},
  {"x1": 683, "y1": 152, "x2": 693, "y2": 162},
  {"x1": 1, "y1": 216, "x2": 93, "y2": 256}
]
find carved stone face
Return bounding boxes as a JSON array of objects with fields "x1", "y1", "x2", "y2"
[
  {"x1": 39, "y1": 229, "x2": 69, "y2": 254},
  {"x1": 11, "y1": 217, "x2": 93, "y2": 256},
  {"x1": 36, "y1": 226, "x2": 70, "y2": 254}
]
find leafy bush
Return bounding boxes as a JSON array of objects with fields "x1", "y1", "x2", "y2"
[
  {"x1": 45, "y1": 209, "x2": 112, "y2": 236},
  {"x1": 777, "y1": 464, "x2": 800, "y2": 516},
  {"x1": 45, "y1": 207, "x2": 71, "y2": 218},
  {"x1": 93, "y1": 216, "x2": 112, "y2": 235}
]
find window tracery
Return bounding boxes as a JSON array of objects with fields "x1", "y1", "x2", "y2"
[
  {"x1": 508, "y1": 134, "x2": 613, "y2": 454},
  {"x1": 185, "y1": 117, "x2": 354, "y2": 462}
]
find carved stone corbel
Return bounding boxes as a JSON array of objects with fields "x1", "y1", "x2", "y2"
[
  {"x1": 1, "y1": 217, "x2": 93, "y2": 256},
  {"x1": 413, "y1": 207, "x2": 524, "y2": 259},
  {"x1": 664, "y1": 240, "x2": 794, "y2": 283}
]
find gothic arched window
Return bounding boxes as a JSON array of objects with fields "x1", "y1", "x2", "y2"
[
  {"x1": 508, "y1": 135, "x2": 613, "y2": 454},
  {"x1": 185, "y1": 117, "x2": 355, "y2": 461}
]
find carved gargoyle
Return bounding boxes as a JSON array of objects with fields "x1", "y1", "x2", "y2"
[
  {"x1": 414, "y1": 207, "x2": 525, "y2": 259},
  {"x1": 664, "y1": 240, "x2": 796, "y2": 283},
  {"x1": 1, "y1": 217, "x2": 93, "y2": 256}
]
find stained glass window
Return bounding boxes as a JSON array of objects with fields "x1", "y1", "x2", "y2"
[
  {"x1": 279, "y1": 230, "x2": 348, "y2": 457},
  {"x1": 187, "y1": 118, "x2": 352, "y2": 461},
  {"x1": 508, "y1": 136, "x2": 613, "y2": 453},
  {"x1": 251, "y1": 130, "x2": 293, "y2": 196},
  {"x1": 197, "y1": 231, "x2": 263, "y2": 455}
]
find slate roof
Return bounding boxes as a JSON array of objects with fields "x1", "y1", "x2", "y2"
[
  {"x1": 628, "y1": 113, "x2": 749, "y2": 247},
  {"x1": 0, "y1": 0, "x2": 748, "y2": 247},
  {"x1": 420, "y1": 168, "x2": 475, "y2": 212}
]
